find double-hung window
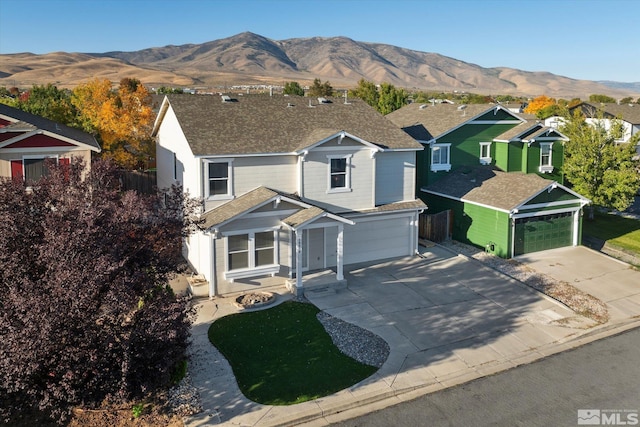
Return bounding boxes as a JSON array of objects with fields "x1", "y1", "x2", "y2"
[
  {"x1": 205, "y1": 159, "x2": 233, "y2": 199},
  {"x1": 539, "y1": 143, "x2": 553, "y2": 173},
  {"x1": 327, "y1": 154, "x2": 352, "y2": 192},
  {"x1": 479, "y1": 142, "x2": 492, "y2": 165},
  {"x1": 431, "y1": 143, "x2": 451, "y2": 172},
  {"x1": 225, "y1": 230, "x2": 278, "y2": 280}
]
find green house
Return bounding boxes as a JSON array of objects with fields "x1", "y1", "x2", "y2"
[{"x1": 387, "y1": 103, "x2": 590, "y2": 257}]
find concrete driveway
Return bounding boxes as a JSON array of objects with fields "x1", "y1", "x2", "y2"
[
  {"x1": 516, "y1": 246, "x2": 640, "y2": 322},
  {"x1": 185, "y1": 245, "x2": 623, "y2": 426}
]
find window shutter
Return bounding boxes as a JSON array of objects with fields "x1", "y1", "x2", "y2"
[{"x1": 10, "y1": 160, "x2": 23, "y2": 179}]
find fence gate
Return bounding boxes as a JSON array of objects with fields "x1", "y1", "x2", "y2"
[{"x1": 419, "y1": 210, "x2": 452, "y2": 243}]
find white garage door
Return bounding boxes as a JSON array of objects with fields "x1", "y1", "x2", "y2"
[{"x1": 343, "y1": 215, "x2": 413, "y2": 264}]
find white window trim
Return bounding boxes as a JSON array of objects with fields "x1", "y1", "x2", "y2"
[
  {"x1": 431, "y1": 143, "x2": 451, "y2": 172},
  {"x1": 479, "y1": 142, "x2": 492, "y2": 165},
  {"x1": 204, "y1": 158, "x2": 234, "y2": 200},
  {"x1": 20, "y1": 154, "x2": 60, "y2": 181},
  {"x1": 539, "y1": 142, "x2": 554, "y2": 173},
  {"x1": 327, "y1": 154, "x2": 352, "y2": 193},
  {"x1": 224, "y1": 230, "x2": 280, "y2": 281}
]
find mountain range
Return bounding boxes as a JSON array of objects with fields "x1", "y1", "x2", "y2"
[{"x1": 1, "y1": 32, "x2": 637, "y2": 99}]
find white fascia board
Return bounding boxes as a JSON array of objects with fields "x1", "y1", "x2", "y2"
[
  {"x1": 151, "y1": 96, "x2": 170, "y2": 136},
  {"x1": 0, "y1": 130, "x2": 38, "y2": 148},
  {"x1": 512, "y1": 182, "x2": 591, "y2": 213},
  {"x1": 432, "y1": 106, "x2": 525, "y2": 140},
  {"x1": 194, "y1": 152, "x2": 297, "y2": 159},
  {"x1": 286, "y1": 212, "x2": 354, "y2": 231},
  {"x1": 296, "y1": 130, "x2": 384, "y2": 153},
  {"x1": 0, "y1": 129, "x2": 100, "y2": 153}
]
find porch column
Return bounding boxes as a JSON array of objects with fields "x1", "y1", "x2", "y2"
[
  {"x1": 336, "y1": 224, "x2": 344, "y2": 281},
  {"x1": 288, "y1": 228, "x2": 294, "y2": 279},
  {"x1": 295, "y1": 229, "x2": 303, "y2": 289}
]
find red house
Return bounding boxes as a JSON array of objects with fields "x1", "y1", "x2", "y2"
[{"x1": 0, "y1": 104, "x2": 100, "y2": 181}]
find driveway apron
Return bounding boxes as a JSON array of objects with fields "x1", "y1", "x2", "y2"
[{"x1": 516, "y1": 246, "x2": 640, "y2": 321}]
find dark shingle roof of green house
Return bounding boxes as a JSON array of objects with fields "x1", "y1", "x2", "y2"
[
  {"x1": 423, "y1": 167, "x2": 553, "y2": 212},
  {"x1": 157, "y1": 94, "x2": 422, "y2": 156},
  {"x1": 386, "y1": 103, "x2": 505, "y2": 141}
]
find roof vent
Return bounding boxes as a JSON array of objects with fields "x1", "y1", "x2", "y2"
[
  {"x1": 419, "y1": 104, "x2": 428, "y2": 110},
  {"x1": 221, "y1": 95, "x2": 237, "y2": 103},
  {"x1": 457, "y1": 105, "x2": 467, "y2": 111},
  {"x1": 317, "y1": 97, "x2": 331, "y2": 104},
  {"x1": 287, "y1": 103, "x2": 294, "y2": 108}
]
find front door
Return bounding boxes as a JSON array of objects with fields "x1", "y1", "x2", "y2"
[{"x1": 308, "y1": 228, "x2": 325, "y2": 270}]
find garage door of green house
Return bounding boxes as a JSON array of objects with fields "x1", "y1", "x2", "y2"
[{"x1": 514, "y1": 212, "x2": 573, "y2": 256}]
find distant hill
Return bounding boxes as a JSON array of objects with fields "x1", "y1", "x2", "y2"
[{"x1": 1, "y1": 32, "x2": 638, "y2": 99}]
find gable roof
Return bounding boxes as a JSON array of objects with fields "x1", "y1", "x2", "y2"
[
  {"x1": 572, "y1": 102, "x2": 640, "y2": 124},
  {"x1": 494, "y1": 121, "x2": 568, "y2": 143},
  {"x1": 200, "y1": 186, "x2": 353, "y2": 231},
  {"x1": 423, "y1": 167, "x2": 586, "y2": 213},
  {"x1": 386, "y1": 103, "x2": 524, "y2": 141},
  {"x1": 153, "y1": 94, "x2": 422, "y2": 156},
  {"x1": 0, "y1": 103, "x2": 101, "y2": 151}
]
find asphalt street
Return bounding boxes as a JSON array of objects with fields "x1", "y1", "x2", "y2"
[{"x1": 333, "y1": 327, "x2": 640, "y2": 427}]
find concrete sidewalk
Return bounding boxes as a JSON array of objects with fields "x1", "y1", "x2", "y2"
[{"x1": 184, "y1": 245, "x2": 640, "y2": 427}]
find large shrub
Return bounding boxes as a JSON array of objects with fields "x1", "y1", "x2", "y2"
[{"x1": 0, "y1": 159, "x2": 198, "y2": 424}]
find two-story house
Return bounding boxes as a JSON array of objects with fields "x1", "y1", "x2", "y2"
[
  {"x1": 0, "y1": 104, "x2": 100, "y2": 180},
  {"x1": 152, "y1": 94, "x2": 425, "y2": 298},
  {"x1": 387, "y1": 102, "x2": 589, "y2": 258},
  {"x1": 545, "y1": 102, "x2": 640, "y2": 155}
]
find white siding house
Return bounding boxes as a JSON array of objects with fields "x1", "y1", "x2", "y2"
[{"x1": 153, "y1": 94, "x2": 425, "y2": 297}]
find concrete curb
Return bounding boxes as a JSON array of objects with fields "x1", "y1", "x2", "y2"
[{"x1": 293, "y1": 319, "x2": 640, "y2": 427}]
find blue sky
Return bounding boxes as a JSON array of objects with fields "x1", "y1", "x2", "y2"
[{"x1": 1, "y1": 0, "x2": 638, "y2": 82}]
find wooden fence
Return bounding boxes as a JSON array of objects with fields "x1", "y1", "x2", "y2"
[
  {"x1": 118, "y1": 170, "x2": 157, "y2": 194},
  {"x1": 419, "y1": 210, "x2": 452, "y2": 243}
]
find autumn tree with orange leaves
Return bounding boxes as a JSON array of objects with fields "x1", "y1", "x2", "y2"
[
  {"x1": 72, "y1": 78, "x2": 154, "y2": 169},
  {"x1": 523, "y1": 95, "x2": 559, "y2": 119}
]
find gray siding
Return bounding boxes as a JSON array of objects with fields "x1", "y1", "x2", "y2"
[{"x1": 375, "y1": 151, "x2": 416, "y2": 204}]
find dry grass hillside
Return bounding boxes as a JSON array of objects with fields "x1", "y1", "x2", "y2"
[{"x1": 1, "y1": 32, "x2": 637, "y2": 99}]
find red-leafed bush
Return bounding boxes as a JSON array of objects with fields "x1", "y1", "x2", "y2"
[{"x1": 0, "y1": 159, "x2": 199, "y2": 424}]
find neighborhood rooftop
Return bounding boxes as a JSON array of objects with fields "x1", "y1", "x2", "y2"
[
  {"x1": 0, "y1": 103, "x2": 101, "y2": 151},
  {"x1": 386, "y1": 103, "x2": 508, "y2": 140},
  {"x1": 154, "y1": 94, "x2": 422, "y2": 156},
  {"x1": 424, "y1": 167, "x2": 558, "y2": 212}
]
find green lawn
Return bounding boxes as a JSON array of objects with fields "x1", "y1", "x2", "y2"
[
  {"x1": 208, "y1": 301, "x2": 377, "y2": 405},
  {"x1": 583, "y1": 212, "x2": 640, "y2": 255}
]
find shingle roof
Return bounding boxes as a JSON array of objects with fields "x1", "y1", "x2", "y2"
[
  {"x1": 282, "y1": 206, "x2": 326, "y2": 228},
  {"x1": 358, "y1": 199, "x2": 427, "y2": 214},
  {"x1": 386, "y1": 103, "x2": 502, "y2": 140},
  {"x1": 423, "y1": 167, "x2": 553, "y2": 212},
  {"x1": 200, "y1": 186, "x2": 278, "y2": 229},
  {"x1": 574, "y1": 102, "x2": 640, "y2": 124},
  {"x1": 160, "y1": 94, "x2": 422, "y2": 156},
  {"x1": 0, "y1": 103, "x2": 101, "y2": 151}
]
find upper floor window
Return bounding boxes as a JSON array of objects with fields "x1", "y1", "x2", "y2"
[
  {"x1": 205, "y1": 159, "x2": 233, "y2": 199},
  {"x1": 479, "y1": 142, "x2": 492, "y2": 165},
  {"x1": 431, "y1": 143, "x2": 451, "y2": 172},
  {"x1": 539, "y1": 143, "x2": 553, "y2": 173},
  {"x1": 327, "y1": 154, "x2": 352, "y2": 193}
]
